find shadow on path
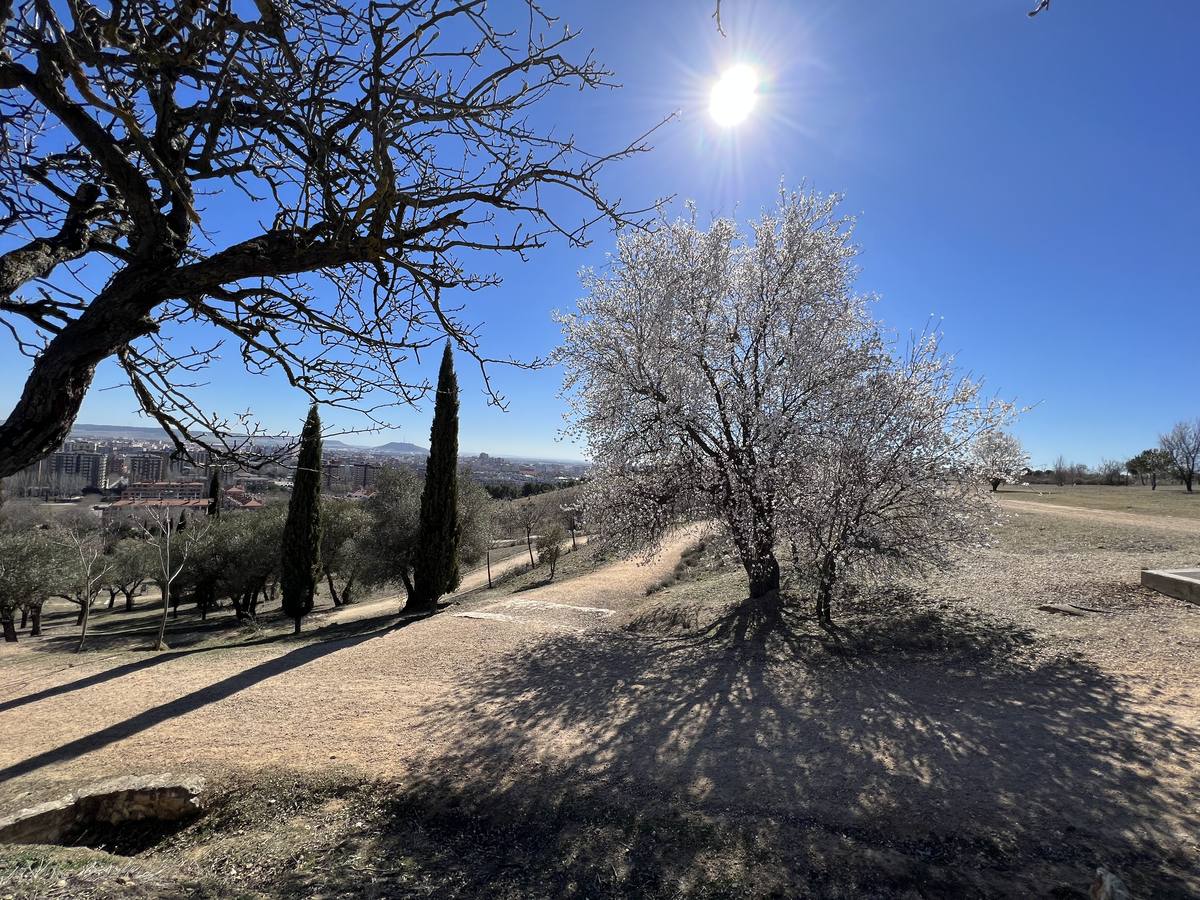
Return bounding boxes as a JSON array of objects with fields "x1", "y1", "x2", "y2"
[
  {"x1": 0, "y1": 614, "x2": 427, "y2": 783},
  {"x1": 404, "y1": 595, "x2": 1200, "y2": 897},
  {"x1": 0, "y1": 607, "x2": 409, "y2": 716}
]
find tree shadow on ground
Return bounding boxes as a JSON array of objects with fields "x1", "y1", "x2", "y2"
[
  {"x1": 365, "y1": 593, "x2": 1200, "y2": 898},
  {"x1": 0, "y1": 604, "x2": 411, "y2": 718},
  {"x1": 0, "y1": 613, "x2": 428, "y2": 784}
]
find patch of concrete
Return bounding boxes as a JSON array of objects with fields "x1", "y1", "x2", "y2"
[
  {"x1": 0, "y1": 774, "x2": 205, "y2": 846},
  {"x1": 1141, "y1": 569, "x2": 1200, "y2": 606}
]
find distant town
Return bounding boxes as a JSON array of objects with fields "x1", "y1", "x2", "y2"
[{"x1": 1, "y1": 423, "x2": 589, "y2": 517}]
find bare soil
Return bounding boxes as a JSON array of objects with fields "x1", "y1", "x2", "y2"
[{"x1": 1, "y1": 507, "x2": 1198, "y2": 899}]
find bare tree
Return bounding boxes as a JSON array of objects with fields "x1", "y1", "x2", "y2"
[
  {"x1": 1160, "y1": 420, "x2": 1200, "y2": 493},
  {"x1": 559, "y1": 190, "x2": 1016, "y2": 619},
  {"x1": 1053, "y1": 455, "x2": 1070, "y2": 487},
  {"x1": 509, "y1": 497, "x2": 543, "y2": 568},
  {"x1": 0, "y1": 1, "x2": 662, "y2": 477},
  {"x1": 1098, "y1": 458, "x2": 1124, "y2": 486},
  {"x1": 135, "y1": 506, "x2": 208, "y2": 650},
  {"x1": 51, "y1": 512, "x2": 112, "y2": 652}
]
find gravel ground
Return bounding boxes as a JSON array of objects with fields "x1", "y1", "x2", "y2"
[{"x1": 0, "y1": 506, "x2": 1197, "y2": 898}]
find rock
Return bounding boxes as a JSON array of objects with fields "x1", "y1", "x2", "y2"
[
  {"x1": 1089, "y1": 866, "x2": 1131, "y2": 900},
  {"x1": 0, "y1": 774, "x2": 205, "y2": 846}
]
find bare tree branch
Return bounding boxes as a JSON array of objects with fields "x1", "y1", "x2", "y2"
[{"x1": 0, "y1": 1, "x2": 665, "y2": 476}]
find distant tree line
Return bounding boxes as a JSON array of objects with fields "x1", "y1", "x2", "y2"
[
  {"x1": 1026, "y1": 418, "x2": 1200, "y2": 492},
  {"x1": 0, "y1": 346, "x2": 502, "y2": 645},
  {"x1": 482, "y1": 479, "x2": 582, "y2": 501}
]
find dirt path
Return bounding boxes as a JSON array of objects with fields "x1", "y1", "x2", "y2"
[
  {"x1": 1000, "y1": 496, "x2": 1200, "y2": 535},
  {"x1": 0, "y1": 531, "x2": 688, "y2": 808}
]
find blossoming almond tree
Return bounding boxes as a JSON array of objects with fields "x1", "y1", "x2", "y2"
[
  {"x1": 557, "y1": 189, "x2": 1017, "y2": 623},
  {"x1": 558, "y1": 190, "x2": 879, "y2": 605},
  {"x1": 972, "y1": 431, "x2": 1030, "y2": 492},
  {"x1": 782, "y1": 332, "x2": 1016, "y2": 629}
]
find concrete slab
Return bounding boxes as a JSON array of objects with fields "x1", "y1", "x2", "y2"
[{"x1": 1141, "y1": 569, "x2": 1200, "y2": 606}]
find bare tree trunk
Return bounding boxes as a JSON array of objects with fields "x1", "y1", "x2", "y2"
[
  {"x1": 815, "y1": 553, "x2": 838, "y2": 632},
  {"x1": 20, "y1": 606, "x2": 28, "y2": 629},
  {"x1": 30, "y1": 607, "x2": 42, "y2": 636},
  {"x1": 325, "y1": 570, "x2": 342, "y2": 607},
  {"x1": 486, "y1": 547, "x2": 492, "y2": 588},
  {"x1": 2, "y1": 614, "x2": 16, "y2": 643},
  {"x1": 526, "y1": 529, "x2": 536, "y2": 567},
  {"x1": 155, "y1": 581, "x2": 171, "y2": 650},
  {"x1": 76, "y1": 595, "x2": 94, "y2": 652}
]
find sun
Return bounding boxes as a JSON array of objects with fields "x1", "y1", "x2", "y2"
[{"x1": 709, "y1": 64, "x2": 759, "y2": 128}]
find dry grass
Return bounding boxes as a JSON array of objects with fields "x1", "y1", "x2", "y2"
[{"x1": 1001, "y1": 482, "x2": 1200, "y2": 519}]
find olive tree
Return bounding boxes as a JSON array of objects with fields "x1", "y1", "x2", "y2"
[
  {"x1": 0, "y1": 1, "x2": 660, "y2": 477},
  {"x1": 559, "y1": 189, "x2": 1015, "y2": 621},
  {"x1": 321, "y1": 499, "x2": 371, "y2": 607},
  {"x1": 51, "y1": 512, "x2": 112, "y2": 652},
  {"x1": 354, "y1": 467, "x2": 424, "y2": 608},
  {"x1": 0, "y1": 528, "x2": 54, "y2": 642}
]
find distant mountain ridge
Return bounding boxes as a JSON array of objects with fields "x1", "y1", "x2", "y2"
[{"x1": 66, "y1": 423, "x2": 586, "y2": 463}]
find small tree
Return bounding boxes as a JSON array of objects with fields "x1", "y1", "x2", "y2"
[
  {"x1": 281, "y1": 405, "x2": 323, "y2": 633},
  {"x1": 51, "y1": 513, "x2": 113, "y2": 652},
  {"x1": 355, "y1": 467, "x2": 424, "y2": 606},
  {"x1": 136, "y1": 506, "x2": 209, "y2": 650},
  {"x1": 321, "y1": 499, "x2": 372, "y2": 607},
  {"x1": 1160, "y1": 420, "x2": 1200, "y2": 493},
  {"x1": 1053, "y1": 455, "x2": 1069, "y2": 487},
  {"x1": 411, "y1": 343, "x2": 462, "y2": 613},
  {"x1": 510, "y1": 498, "x2": 543, "y2": 568},
  {"x1": 537, "y1": 525, "x2": 566, "y2": 580},
  {"x1": 0, "y1": 529, "x2": 54, "y2": 643},
  {"x1": 973, "y1": 432, "x2": 1029, "y2": 492},
  {"x1": 1145, "y1": 448, "x2": 1174, "y2": 490},
  {"x1": 106, "y1": 539, "x2": 147, "y2": 612}
]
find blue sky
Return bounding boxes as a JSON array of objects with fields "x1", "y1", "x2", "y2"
[{"x1": 3, "y1": 0, "x2": 1197, "y2": 465}]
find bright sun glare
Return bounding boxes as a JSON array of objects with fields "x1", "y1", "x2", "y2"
[{"x1": 709, "y1": 64, "x2": 759, "y2": 128}]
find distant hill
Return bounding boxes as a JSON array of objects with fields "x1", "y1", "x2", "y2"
[
  {"x1": 371, "y1": 441, "x2": 427, "y2": 455},
  {"x1": 72, "y1": 422, "x2": 176, "y2": 440}
]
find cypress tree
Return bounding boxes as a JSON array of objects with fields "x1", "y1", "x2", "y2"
[
  {"x1": 208, "y1": 468, "x2": 222, "y2": 518},
  {"x1": 281, "y1": 404, "x2": 323, "y2": 633},
  {"x1": 411, "y1": 342, "x2": 460, "y2": 612}
]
